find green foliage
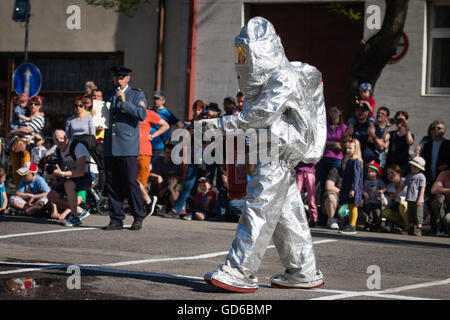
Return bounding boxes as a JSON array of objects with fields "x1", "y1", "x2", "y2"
[
  {"x1": 326, "y1": 2, "x2": 363, "y2": 21},
  {"x1": 85, "y1": 0, "x2": 152, "y2": 17}
]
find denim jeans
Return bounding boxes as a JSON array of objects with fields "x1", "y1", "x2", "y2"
[{"x1": 173, "y1": 164, "x2": 198, "y2": 213}]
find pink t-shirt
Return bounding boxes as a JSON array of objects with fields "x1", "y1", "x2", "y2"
[{"x1": 323, "y1": 123, "x2": 347, "y2": 160}]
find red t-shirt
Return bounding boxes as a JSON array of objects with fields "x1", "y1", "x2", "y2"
[
  {"x1": 193, "y1": 190, "x2": 216, "y2": 211},
  {"x1": 363, "y1": 97, "x2": 375, "y2": 118},
  {"x1": 139, "y1": 110, "x2": 162, "y2": 156}
]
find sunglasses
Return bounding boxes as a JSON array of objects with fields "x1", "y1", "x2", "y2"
[
  {"x1": 73, "y1": 104, "x2": 85, "y2": 108},
  {"x1": 30, "y1": 102, "x2": 40, "y2": 106}
]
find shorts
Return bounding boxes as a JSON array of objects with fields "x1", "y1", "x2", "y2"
[
  {"x1": 10, "y1": 195, "x2": 48, "y2": 205},
  {"x1": 52, "y1": 174, "x2": 92, "y2": 198},
  {"x1": 407, "y1": 201, "x2": 424, "y2": 225},
  {"x1": 137, "y1": 155, "x2": 151, "y2": 186},
  {"x1": 63, "y1": 190, "x2": 86, "y2": 203}
]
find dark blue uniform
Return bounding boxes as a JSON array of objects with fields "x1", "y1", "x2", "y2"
[{"x1": 104, "y1": 84, "x2": 147, "y2": 227}]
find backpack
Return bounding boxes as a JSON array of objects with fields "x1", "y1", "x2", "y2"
[
  {"x1": 56, "y1": 134, "x2": 105, "y2": 189},
  {"x1": 290, "y1": 61, "x2": 327, "y2": 163}
]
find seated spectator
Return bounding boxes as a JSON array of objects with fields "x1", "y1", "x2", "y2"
[
  {"x1": 210, "y1": 165, "x2": 245, "y2": 222},
  {"x1": 361, "y1": 162, "x2": 385, "y2": 232},
  {"x1": 385, "y1": 111, "x2": 414, "y2": 175},
  {"x1": 431, "y1": 170, "x2": 450, "y2": 236},
  {"x1": 159, "y1": 171, "x2": 183, "y2": 213},
  {"x1": 322, "y1": 166, "x2": 342, "y2": 230},
  {"x1": 296, "y1": 162, "x2": 318, "y2": 227},
  {"x1": 8, "y1": 162, "x2": 50, "y2": 217},
  {"x1": 317, "y1": 104, "x2": 346, "y2": 195},
  {"x1": 181, "y1": 177, "x2": 216, "y2": 221},
  {"x1": 65, "y1": 96, "x2": 95, "y2": 140},
  {"x1": 150, "y1": 143, "x2": 184, "y2": 201},
  {"x1": 46, "y1": 129, "x2": 94, "y2": 227},
  {"x1": 53, "y1": 190, "x2": 87, "y2": 221},
  {"x1": 338, "y1": 137, "x2": 364, "y2": 235},
  {"x1": 0, "y1": 168, "x2": 7, "y2": 215},
  {"x1": 382, "y1": 164, "x2": 409, "y2": 233},
  {"x1": 343, "y1": 102, "x2": 384, "y2": 166}
]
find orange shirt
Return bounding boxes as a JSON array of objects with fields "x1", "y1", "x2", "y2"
[{"x1": 139, "y1": 110, "x2": 162, "y2": 156}]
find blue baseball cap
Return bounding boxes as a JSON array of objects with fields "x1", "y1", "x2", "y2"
[{"x1": 359, "y1": 82, "x2": 372, "y2": 91}]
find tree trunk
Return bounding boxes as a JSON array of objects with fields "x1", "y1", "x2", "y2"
[{"x1": 346, "y1": 0, "x2": 410, "y2": 111}]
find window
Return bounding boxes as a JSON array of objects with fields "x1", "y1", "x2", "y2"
[{"x1": 427, "y1": 2, "x2": 450, "y2": 94}]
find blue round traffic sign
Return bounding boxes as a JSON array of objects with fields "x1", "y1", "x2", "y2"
[{"x1": 13, "y1": 63, "x2": 42, "y2": 97}]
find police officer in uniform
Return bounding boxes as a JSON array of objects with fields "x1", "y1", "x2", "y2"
[{"x1": 103, "y1": 66, "x2": 148, "y2": 231}]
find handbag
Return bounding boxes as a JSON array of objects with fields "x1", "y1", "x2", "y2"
[{"x1": 10, "y1": 136, "x2": 28, "y2": 154}]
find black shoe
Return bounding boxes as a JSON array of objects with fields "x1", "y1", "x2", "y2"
[
  {"x1": 144, "y1": 196, "x2": 158, "y2": 217},
  {"x1": 103, "y1": 222, "x2": 124, "y2": 231},
  {"x1": 309, "y1": 220, "x2": 317, "y2": 228},
  {"x1": 130, "y1": 219, "x2": 143, "y2": 231}
]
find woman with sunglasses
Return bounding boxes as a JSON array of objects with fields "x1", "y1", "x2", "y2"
[
  {"x1": 8, "y1": 96, "x2": 46, "y2": 187},
  {"x1": 65, "y1": 96, "x2": 95, "y2": 140}
]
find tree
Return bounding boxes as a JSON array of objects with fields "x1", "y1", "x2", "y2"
[
  {"x1": 346, "y1": 0, "x2": 410, "y2": 109},
  {"x1": 85, "y1": 0, "x2": 152, "y2": 17}
]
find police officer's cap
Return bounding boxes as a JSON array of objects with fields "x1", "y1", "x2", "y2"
[{"x1": 111, "y1": 65, "x2": 132, "y2": 77}]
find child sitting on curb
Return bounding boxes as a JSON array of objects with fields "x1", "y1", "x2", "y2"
[{"x1": 181, "y1": 177, "x2": 216, "y2": 221}]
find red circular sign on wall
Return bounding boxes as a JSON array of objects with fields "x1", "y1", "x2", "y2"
[{"x1": 389, "y1": 32, "x2": 409, "y2": 63}]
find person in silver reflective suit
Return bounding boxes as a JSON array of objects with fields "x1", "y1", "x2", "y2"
[{"x1": 202, "y1": 16, "x2": 327, "y2": 293}]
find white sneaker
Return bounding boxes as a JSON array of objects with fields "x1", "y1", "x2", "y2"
[
  {"x1": 204, "y1": 264, "x2": 259, "y2": 293},
  {"x1": 328, "y1": 218, "x2": 339, "y2": 230},
  {"x1": 270, "y1": 269, "x2": 324, "y2": 289}
]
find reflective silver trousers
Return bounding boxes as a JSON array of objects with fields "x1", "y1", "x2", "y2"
[{"x1": 225, "y1": 162, "x2": 317, "y2": 279}]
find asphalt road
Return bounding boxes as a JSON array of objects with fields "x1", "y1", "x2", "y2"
[{"x1": 0, "y1": 212, "x2": 449, "y2": 303}]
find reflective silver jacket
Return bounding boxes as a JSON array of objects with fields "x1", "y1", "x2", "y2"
[{"x1": 221, "y1": 17, "x2": 327, "y2": 167}]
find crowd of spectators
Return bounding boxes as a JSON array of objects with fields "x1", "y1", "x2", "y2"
[{"x1": 0, "y1": 80, "x2": 449, "y2": 237}]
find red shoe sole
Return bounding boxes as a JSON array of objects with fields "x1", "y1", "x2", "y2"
[
  {"x1": 205, "y1": 278, "x2": 258, "y2": 293},
  {"x1": 271, "y1": 281, "x2": 325, "y2": 289}
]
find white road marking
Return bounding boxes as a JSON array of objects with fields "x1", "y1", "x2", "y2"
[
  {"x1": 0, "y1": 227, "x2": 98, "y2": 239},
  {"x1": 0, "y1": 239, "x2": 338, "y2": 274},
  {"x1": 309, "y1": 278, "x2": 450, "y2": 300},
  {"x1": 0, "y1": 225, "x2": 132, "y2": 239}
]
